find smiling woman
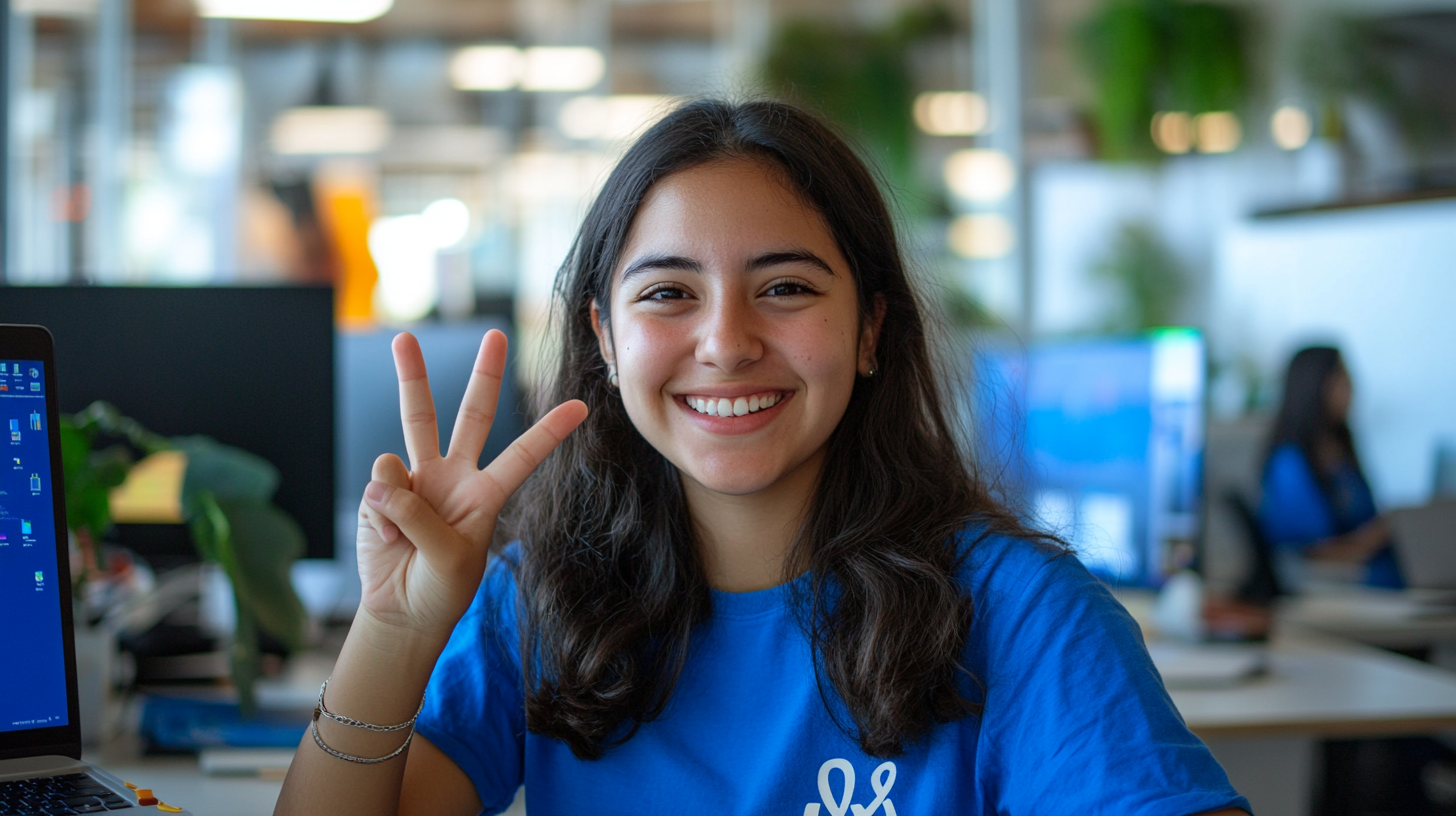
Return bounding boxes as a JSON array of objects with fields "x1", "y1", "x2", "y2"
[{"x1": 274, "y1": 100, "x2": 1250, "y2": 816}]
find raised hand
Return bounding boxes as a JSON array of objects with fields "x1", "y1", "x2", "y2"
[{"x1": 355, "y1": 329, "x2": 587, "y2": 638}]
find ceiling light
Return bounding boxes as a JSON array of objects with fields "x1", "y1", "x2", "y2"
[
  {"x1": 943, "y1": 149, "x2": 1016, "y2": 203},
  {"x1": 521, "y1": 47, "x2": 605, "y2": 92},
  {"x1": 421, "y1": 199, "x2": 471, "y2": 248},
  {"x1": 560, "y1": 96, "x2": 679, "y2": 141},
  {"x1": 1270, "y1": 106, "x2": 1311, "y2": 151},
  {"x1": 947, "y1": 214, "x2": 1015, "y2": 259},
  {"x1": 369, "y1": 215, "x2": 439, "y2": 323},
  {"x1": 270, "y1": 107, "x2": 391, "y2": 155},
  {"x1": 450, "y1": 46, "x2": 522, "y2": 91},
  {"x1": 1194, "y1": 111, "x2": 1241, "y2": 154},
  {"x1": 914, "y1": 92, "x2": 988, "y2": 136},
  {"x1": 1151, "y1": 112, "x2": 1192, "y2": 154},
  {"x1": 194, "y1": 0, "x2": 393, "y2": 23}
]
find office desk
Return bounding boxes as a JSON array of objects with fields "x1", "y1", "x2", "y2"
[
  {"x1": 1170, "y1": 629, "x2": 1456, "y2": 816},
  {"x1": 1280, "y1": 589, "x2": 1456, "y2": 651}
]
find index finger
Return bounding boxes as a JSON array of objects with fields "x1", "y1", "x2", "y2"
[
  {"x1": 478, "y1": 400, "x2": 589, "y2": 502},
  {"x1": 393, "y1": 332, "x2": 441, "y2": 470}
]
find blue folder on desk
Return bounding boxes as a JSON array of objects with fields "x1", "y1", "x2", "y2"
[{"x1": 139, "y1": 697, "x2": 310, "y2": 752}]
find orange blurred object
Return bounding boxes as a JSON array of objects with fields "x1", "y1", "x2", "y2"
[{"x1": 316, "y1": 165, "x2": 380, "y2": 329}]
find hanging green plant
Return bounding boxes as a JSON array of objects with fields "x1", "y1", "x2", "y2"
[
  {"x1": 762, "y1": 4, "x2": 957, "y2": 207},
  {"x1": 1078, "y1": 0, "x2": 1252, "y2": 160}
]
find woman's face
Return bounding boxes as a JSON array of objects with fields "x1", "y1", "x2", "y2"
[
  {"x1": 592, "y1": 159, "x2": 879, "y2": 498},
  {"x1": 1325, "y1": 364, "x2": 1353, "y2": 423}
]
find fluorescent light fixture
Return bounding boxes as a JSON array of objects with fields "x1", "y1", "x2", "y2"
[
  {"x1": 1151, "y1": 112, "x2": 1192, "y2": 154},
  {"x1": 195, "y1": 0, "x2": 393, "y2": 23},
  {"x1": 450, "y1": 46, "x2": 523, "y2": 91},
  {"x1": 521, "y1": 47, "x2": 605, "y2": 92},
  {"x1": 913, "y1": 92, "x2": 988, "y2": 136},
  {"x1": 943, "y1": 149, "x2": 1015, "y2": 203},
  {"x1": 270, "y1": 107, "x2": 391, "y2": 155},
  {"x1": 14, "y1": 0, "x2": 100, "y2": 17},
  {"x1": 1270, "y1": 106, "x2": 1311, "y2": 151},
  {"x1": 1194, "y1": 111, "x2": 1241, "y2": 154},
  {"x1": 560, "y1": 95, "x2": 679, "y2": 141},
  {"x1": 947, "y1": 214, "x2": 1015, "y2": 259}
]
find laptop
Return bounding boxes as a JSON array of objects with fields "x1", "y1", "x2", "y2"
[
  {"x1": 1390, "y1": 500, "x2": 1456, "y2": 592},
  {"x1": 0, "y1": 324, "x2": 192, "y2": 815}
]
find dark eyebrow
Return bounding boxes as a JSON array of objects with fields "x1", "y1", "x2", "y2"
[
  {"x1": 748, "y1": 249, "x2": 836, "y2": 277},
  {"x1": 618, "y1": 248, "x2": 836, "y2": 283},
  {"x1": 620, "y1": 254, "x2": 702, "y2": 282}
]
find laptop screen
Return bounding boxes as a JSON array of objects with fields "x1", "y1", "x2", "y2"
[{"x1": 0, "y1": 359, "x2": 69, "y2": 733}]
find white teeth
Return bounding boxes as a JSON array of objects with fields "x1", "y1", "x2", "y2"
[{"x1": 685, "y1": 392, "x2": 782, "y2": 416}]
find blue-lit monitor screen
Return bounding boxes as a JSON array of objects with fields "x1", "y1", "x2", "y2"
[
  {"x1": 976, "y1": 331, "x2": 1204, "y2": 585},
  {"x1": 0, "y1": 360, "x2": 69, "y2": 733}
]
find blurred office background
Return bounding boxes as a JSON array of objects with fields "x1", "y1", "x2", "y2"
[
  {"x1": 4, "y1": 0, "x2": 1456, "y2": 580},
  {"x1": 4, "y1": 0, "x2": 1456, "y2": 812}
]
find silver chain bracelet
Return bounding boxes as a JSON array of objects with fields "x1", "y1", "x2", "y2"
[{"x1": 309, "y1": 677, "x2": 426, "y2": 764}]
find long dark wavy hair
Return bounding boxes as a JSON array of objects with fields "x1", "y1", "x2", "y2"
[
  {"x1": 505, "y1": 98, "x2": 1053, "y2": 760},
  {"x1": 1265, "y1": 346, "x2": 1363, "y2": 492}
]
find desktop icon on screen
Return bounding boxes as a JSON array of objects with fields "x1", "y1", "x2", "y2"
[
  {"x1": 21, "y1": 520, "x2": 32, "y2": 535},
  {"x1": 9, "y1": 419, "x2": 18, "y2": 442},
  {"x1": 29, "y1": 473, "x2": 41, "y2": 492},
  {"x1": 0, "y1": 363, "x2": 7, "y2": 374},
  {"x1": 1, "y1": 384, "x2": 8, "y2": 392},
  {"x1": 29, "y1": 383, "x2": 39, "y2": 392},
  {"x1": 35, "y1": 571, "x2": 43, "y2": 584},
  {"x1": 28, "y1": 367, "x2": 38, "y2": 378},
  {"x1": 29, "y1": 412, "x2": 40, "y2": 431},
  {"x1": 12, "y1": 457, "x2": 19, "y2": 467}
]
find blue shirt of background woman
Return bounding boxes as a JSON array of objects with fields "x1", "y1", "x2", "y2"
[{"x1": 1257, "y1": 347, "x2": 1400, "y2": 589}]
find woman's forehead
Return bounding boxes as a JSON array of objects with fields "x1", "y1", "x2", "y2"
[{"x1": 614, "y1": 159, "x2": 844, "y2": 277}]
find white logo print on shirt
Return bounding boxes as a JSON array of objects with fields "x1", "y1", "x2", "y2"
[{"x1": 802, "y1": 758, "x2": 898, "y2": 816}]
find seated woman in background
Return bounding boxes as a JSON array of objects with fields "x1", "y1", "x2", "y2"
[{"x1": 1259, "y1": 346, "x2": 1400, "y2": 589}]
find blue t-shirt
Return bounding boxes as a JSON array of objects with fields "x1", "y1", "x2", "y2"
[
  {"x1": 416, "y1": 534, "x2": 1249, "y2": 815},
  {"x1": 1259, "y1": 442, "x2": 1401, "y2": 589}
]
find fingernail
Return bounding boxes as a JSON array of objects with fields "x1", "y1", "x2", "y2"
[{"x1": 364, "y1": 481, "x2": 389, "y2": 506}]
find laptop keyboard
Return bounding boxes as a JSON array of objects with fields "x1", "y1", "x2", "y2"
[{"x1": 0, "y1": 773, "x2": 135, "y2": 814}]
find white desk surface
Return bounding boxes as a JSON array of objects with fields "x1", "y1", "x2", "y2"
[
  {"x1": 1175, "y1": 629, "x2": 1456, "y2": 739},
  {"x1": 1278, "y1": 589, "x2": 1456, "y2": 650}
]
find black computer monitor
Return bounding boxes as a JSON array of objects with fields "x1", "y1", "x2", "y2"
[{"x1": 0, "y1": 285, "x2": 335, "y2": 562}]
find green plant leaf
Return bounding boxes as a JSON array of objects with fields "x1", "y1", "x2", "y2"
[
  {"x1": 217, "y1": 499, "x2": 306, "y2": 652},
  {"x1": 176, "y1": 436, "x2": 280, "y2": 506}
]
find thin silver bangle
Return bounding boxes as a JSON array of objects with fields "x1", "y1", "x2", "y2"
[
  {"x1": 315, "y1": 677, "x2": 424, "y2": 733},
  {"x1": 311, "y1": 715, "x2": 415, "y2": 764}
]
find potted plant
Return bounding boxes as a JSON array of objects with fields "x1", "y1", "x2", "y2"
[{"x1": 60, "y1": 401, "x2": 306, "y2": 716}]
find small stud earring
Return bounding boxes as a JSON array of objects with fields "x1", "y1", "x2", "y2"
[
  {"x1": 608, "y1": 370, "x2": 619, "y2": 388},
  {"x1": 866, "y1": 364, "x2": 878, "y2": 378}
]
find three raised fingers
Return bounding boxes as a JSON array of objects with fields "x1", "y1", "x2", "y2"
[
  {"x1": 445, "y1": 329, "x2": 507, "y2": 463},
  {"x1": 392, "y1": 333, "x2": 441, "y2": 470}
]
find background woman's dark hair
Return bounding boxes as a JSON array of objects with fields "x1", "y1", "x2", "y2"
[
  {"x1": 506, "y1": 98, "x2": 1050, "y2": 760},
  {"x1": 1265, "y1": 345, "x2": 1362, "y2": 486}
]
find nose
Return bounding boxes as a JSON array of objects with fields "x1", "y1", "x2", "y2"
[{"x1": 695, "y1": 290, "x2": 763, "y2": 372}]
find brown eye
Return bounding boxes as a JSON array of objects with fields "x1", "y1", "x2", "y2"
[
  {"x1": 765, "y1": 281, "x2": 812, "y2": 297},
  {"x1": 641, "y1": 285, "x2": 689, "y2": 301}
]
